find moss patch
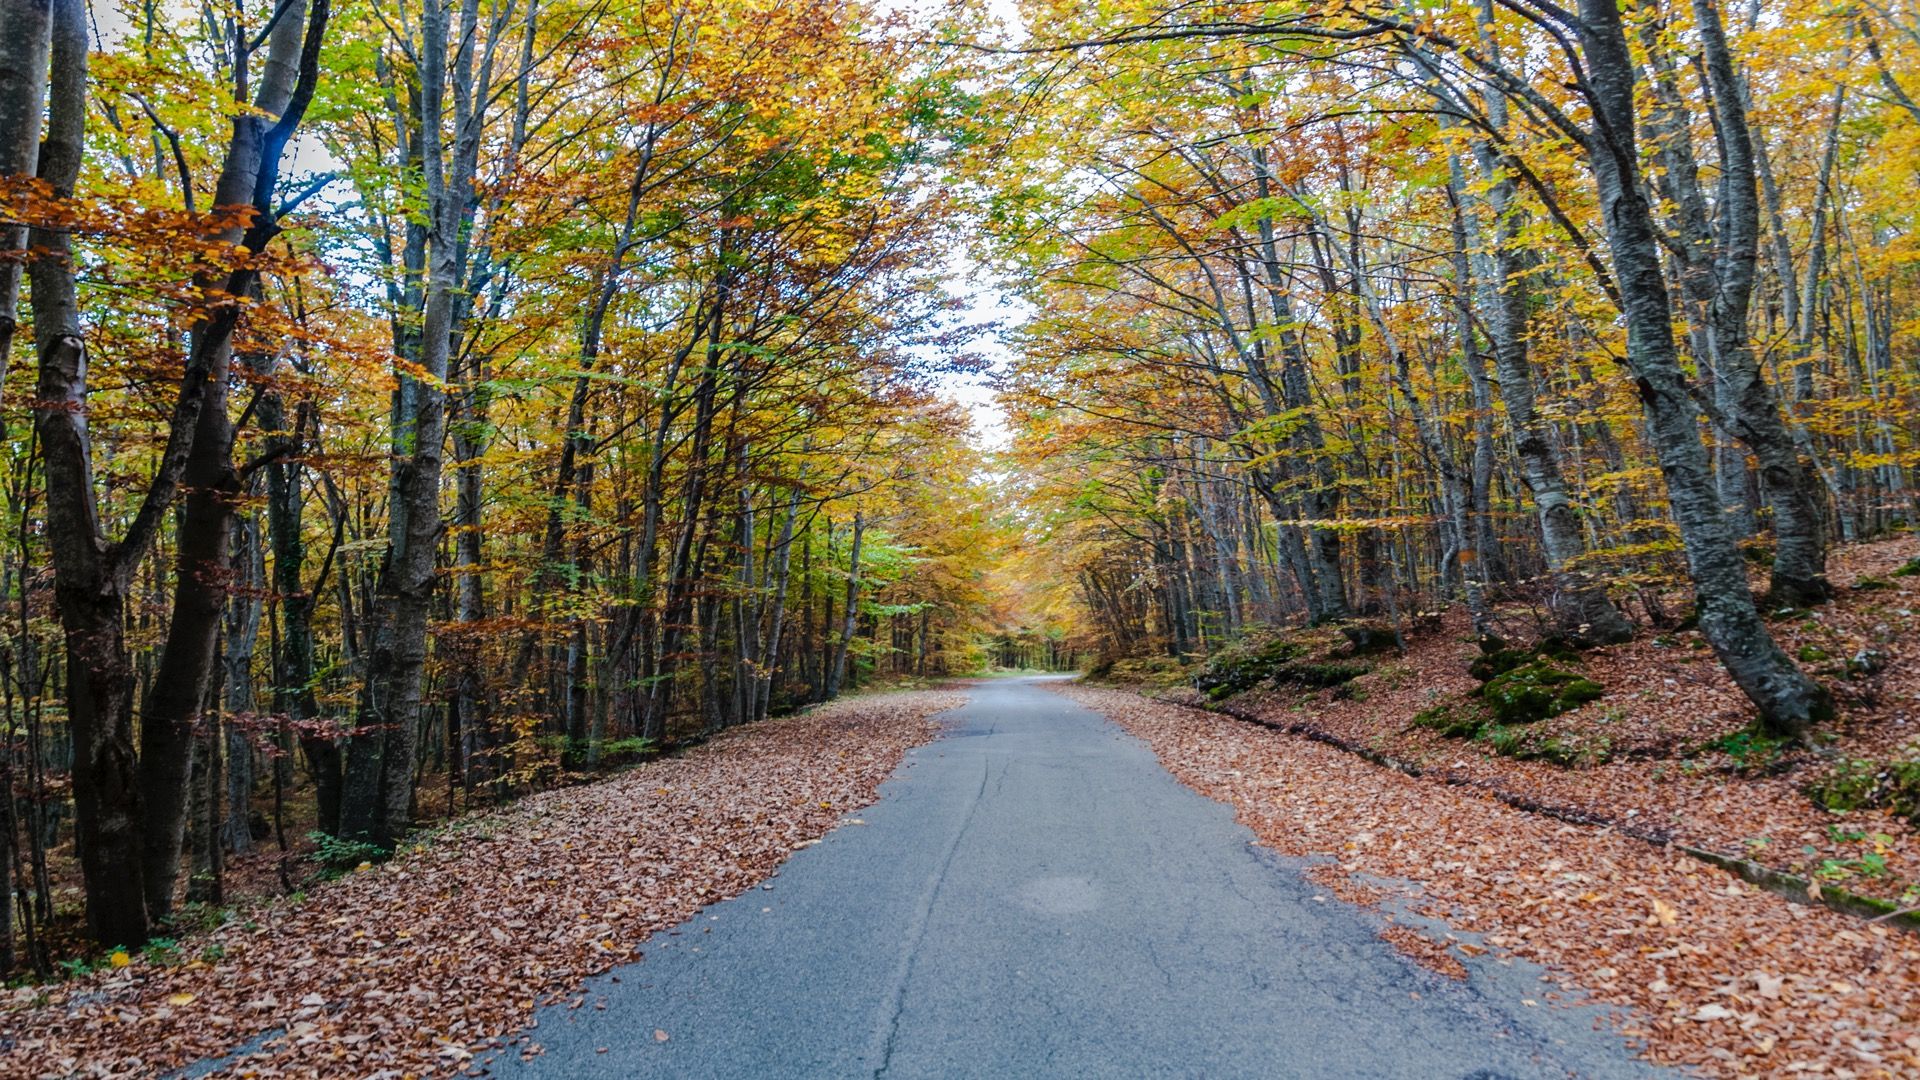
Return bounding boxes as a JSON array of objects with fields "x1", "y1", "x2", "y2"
[
  {"x1": 1806, "y1": 749, "x2": 1920, "y2": 823},
  {"x1": 1107, "y1": 655, "x2": 1191, "y2": 688},
  {"x1": 1411, "y1": 701, "x2": 1488, "y2": 738},
  {"x1": 1192, "y1": 633, "x2": 1306, "y2": 700},
  {"x1": 1276, "y1": 660, "x2": 1371, "y2": 688},
  {"x1": 1476, "y1": 659, "x2": 1604, "y2": 725}
]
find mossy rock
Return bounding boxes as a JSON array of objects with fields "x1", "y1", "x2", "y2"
[
  {"x1": 1468, "y1": 647, "x2": 1536, "y2": 683},
  {"x1": 1806, "y1": 751, "x2": 1920, "y2": 823},
  {"x1": 1468, "y1": 636, "x2": 1579, "y2": 683},
  {"x1": 1276, "y1": 660, "x2": 1371, "y2": 688},
  {"x1": 1110, "y1": 655, "x2": 1192, "y2": 688},
  {"x1": 1475, "y1": 659, "x2": 1603, "y2": 725},
  {"x1": 1852, "y1": 576, "x2": 1894, "y2": 592},
  {"x1": 1192, "y1": 634, "x2": 1306, "y2": 700},
  {"x1": 1891, "y1": 557, "x2": 1920, "y2": 579},
  {"x1": 1336, "y1": 621, "x2": 1400, "y2": 655}
]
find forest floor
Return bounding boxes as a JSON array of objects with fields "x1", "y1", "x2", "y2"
[
  {"x1": 2, "y1": 690, "x2": 960, "y2": 1078},
  {"x1": 1075, "y1": 536, "x2": 1920, "y2": 1077},
  {"x1": 1142, "y1": 537, "x2": 1920, "y2": 912}
]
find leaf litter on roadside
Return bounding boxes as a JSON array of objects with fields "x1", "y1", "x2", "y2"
[{"x1": 2, "y1": 692, "x2": 959, "y2": 1079}]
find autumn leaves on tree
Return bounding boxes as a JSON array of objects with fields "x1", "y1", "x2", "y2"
[
  {"x1": 982, "y1": 0, "x2": 1912, "y2": 745},
  {"x1": 0, "y1": 0, "x2": 1000, "y2": 959}
]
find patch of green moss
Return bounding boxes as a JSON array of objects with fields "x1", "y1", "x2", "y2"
[
  {"x1": 1475, "y1": 724, "x2": 1613, "y2": 767},
  {"x1": 1410, "y1": 701, "x2": 1490, "y2": 738},
  {"x1": 1335, "y1": 621, "x2": 1399, "y2": 655},
  {"x1": 1192, "y1": 634, "x2": 1307, "y2": 700},
  {"x1": 1468, "y1": 638, "x2": 1579, "y2": 682},
  {"x1": 1277, "y1": 660, "x2": 1371, "y2": 687},
  {"x1": 1702, "y1": 725, "x2": 1792, "y2": 771},
  {"x1": 1480, "y1": 723, "x2": 1529, "y2": 757},
  {"x1": 1891, "y1": 557, "x2": 1920, "y2": 578},
  {"x1": 1807, "y1": 751, "x2": 1920, "y2": 822},
  {"x1": 1796, "y1": 645, "x2": 1830, "y2": 663},
  {"x1": 1475, "y1": 660, "x2": 1604, "y2": 724},
  {"x1": 1852, "y1": 576, "x2": 1894, "y2": 592},
  {"x1": 1467, "y1": 647, "x2": 1535, "y2": 683},
  {"x1": 1108, "y1": 655, "x2": 1191, "y2": 688}
]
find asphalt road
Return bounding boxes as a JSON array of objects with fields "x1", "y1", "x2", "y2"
[{"x1": 502, "y1": 677, "x2": 1663, "y2": 1079}]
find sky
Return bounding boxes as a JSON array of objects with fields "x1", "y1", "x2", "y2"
[{"x1": 886, "y1": 0, "x2": 1029, "y2": 455}]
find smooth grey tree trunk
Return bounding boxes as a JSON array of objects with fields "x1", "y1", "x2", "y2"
[
  {"x1": 342, "y1": 0, "x2": 500, "y2": 845},
  {"x1": 0, "y1": 0, "x2": 50, "y2": 414},
  {"x1": 1571, "y1": 0, "x2": 1830, "y2": 736}
]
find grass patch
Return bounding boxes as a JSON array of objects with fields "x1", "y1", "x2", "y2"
[
  {"x1": 307, "y1": 831, "x2": 393, "y2": 878},
  {"x1": 1702, "y1": 726, "x2": 1794, "y2": 771}
]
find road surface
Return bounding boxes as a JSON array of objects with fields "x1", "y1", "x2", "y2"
[{"x1": 503, "y1": 677, "x2": 1660, "y2": 1079}]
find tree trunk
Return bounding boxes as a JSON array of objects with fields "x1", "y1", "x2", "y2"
[
  {"x1": 1572, "y1": 0, "x2": 1830, "y2": 736},
  {"x1": 0, "y1": 0, "x2": 50, "y2": 416},
  {"x1": 825, "y1": 513, "x2": 864, "y2": 699}
]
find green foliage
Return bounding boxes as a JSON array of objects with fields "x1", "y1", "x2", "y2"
[
  {"x1": 1806, "y1": 749, "x2": 1920, "y2": 822},
  {"x1": 56, "y1": 954, "x2": 105, "y2": 979},
  {"x1": 1891, "y1": 557, "x2": 1920, "y2": 578},
  {"x1": 1475, "y1": 660, "x2": 1604, "y2": 724},
  {"x1": 163, "y1": 901, "x2": 230, "y2": 936},
  {"x1": 1852, "y1": 576, "x2": 1894, "y2": 591},
  {"x1": 1467, "y1": 722, "x2": 1611, "y2": 766},
  {"x1": 599, "y1": 736, "x2": 661, "y2": 761},
  {"x1": 307, "y1": 831, "x2": 393, "y2": 876},
  {"x1": 141, "y1": 938, "x2": 181, "y2": 966},
  {"x1": 1104, "y1": 655, "x2": 1190, "y2": 687},
  {"x1": 1704, "y1": 726, "x2": 1793, "y2": 770}
]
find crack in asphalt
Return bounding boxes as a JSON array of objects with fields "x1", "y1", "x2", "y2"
[{"x1": 869, "y1": 753, "x2": 991, "y2": 1079}]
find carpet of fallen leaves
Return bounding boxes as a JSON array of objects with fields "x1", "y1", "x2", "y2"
[
  {"x1": 3, "y1": 691, "x2": 959, "y2": 1079},
  {"x1": 1060, "y1": 683, "x2": 1920, "y2": 1078},
  {"x1": 1155, "y1": 538, "x2": 1920, "y2": 908}
]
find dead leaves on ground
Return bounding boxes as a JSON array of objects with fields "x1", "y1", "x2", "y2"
[{"x1": 3, "y1": 693, "x2": 958, "y2": 1079}]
